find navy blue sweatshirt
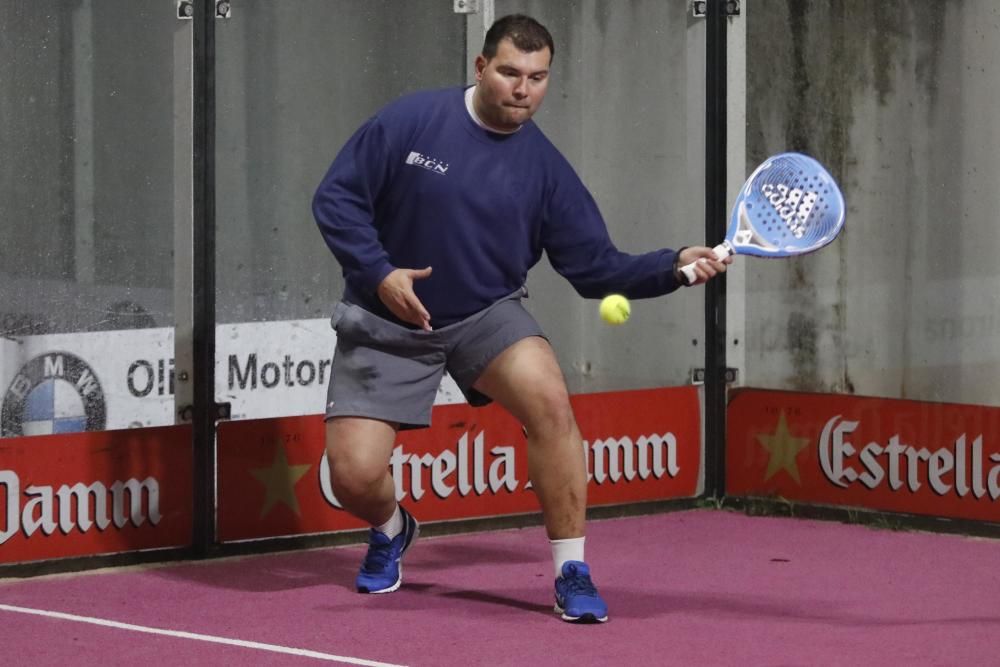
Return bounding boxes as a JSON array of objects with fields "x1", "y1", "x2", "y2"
[{"x1": 313, "y1": 87, "x2": 681, "y2": 328}]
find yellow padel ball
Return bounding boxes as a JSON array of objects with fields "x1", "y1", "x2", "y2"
[{"x1": 599, "y1": 294, "x2": 631, "y2": 325}]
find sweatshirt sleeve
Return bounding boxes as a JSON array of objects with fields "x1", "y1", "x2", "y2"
[
  {"x1": 312, "y1": 117, "x2": 397, "y2": 296},
  {"x1": 541, "y1": 172, "x2": 683, "y2": 299}
]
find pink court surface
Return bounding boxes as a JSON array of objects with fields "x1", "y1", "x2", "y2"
[{"x1": 1, "y1": 509, "x2": 996, "y2": 666}]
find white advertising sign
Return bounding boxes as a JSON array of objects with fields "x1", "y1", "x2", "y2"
[{"x1": 0, "y1": 319, "x2": 464, "y2": 437}]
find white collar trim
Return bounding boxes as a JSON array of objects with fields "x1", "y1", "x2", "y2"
[{"x1": 464, "y1": 86, "x2": 520, "y2": 134}]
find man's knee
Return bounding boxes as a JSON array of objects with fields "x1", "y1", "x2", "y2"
[
  {"x1": 325, "y1": 418, "x2": 395, "y2": 499},
  {"x1": 523, "y1": 384, "x2": 578, "y2": 438},
  {"x1": 328, "y1": 456, "x2": 387, "y2": 500}
]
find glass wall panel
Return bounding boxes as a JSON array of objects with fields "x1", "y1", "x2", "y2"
[
  {"x1": 214, "y1": 1, "x2": 466, "y2": 420},
  {"x1": 494, "y1": 1, "x2": 707, "y2": 393},
  {"x1": 1, "y1": 2, "x2": 186, "y2": 435},
  {"x1": 745, "y1": 1, "x2": 1000, "y2": 406},
  {"x1": 214, "y1": 1, "x2": 706, "y2": 423}
]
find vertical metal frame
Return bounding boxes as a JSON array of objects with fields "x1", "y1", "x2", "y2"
[
  {"x1": 191, "y1": 0, "x2": 218, "y2": 554},
  {"x1": 703, "y1": 0, "x2": 728, "y2": 498}
]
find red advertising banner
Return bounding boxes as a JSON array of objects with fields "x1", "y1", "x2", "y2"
[
  {"x1": 0, "y1": 425, "x2": 193, "y2": 563},
  {"x1": 217, "y1": 387, "x2": 701, "y2": 542},
  {"x1": 727, "y1": 389, "x2": 1000, "y2": 522}
]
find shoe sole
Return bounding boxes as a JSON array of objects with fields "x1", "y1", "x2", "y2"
[
  {"x1": 358, "y1": 563, "x2": 403, "y2": 594},
  {"x1": 553, "y1": 603, "x2": 608, "y2": 623},
  {"x1": 357, "y1": 515, "x2": 420, "y2": 595}
]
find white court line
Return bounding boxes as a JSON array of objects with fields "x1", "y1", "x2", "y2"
[{"x1": 0, "y1": 603, "x2": 407, "y2": 667}]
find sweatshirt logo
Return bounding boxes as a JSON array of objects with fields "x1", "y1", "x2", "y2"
[{"x1": 405, "y1": 151, "x2": 449, "y2": 175}]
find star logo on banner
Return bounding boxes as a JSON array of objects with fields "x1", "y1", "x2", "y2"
[
  {"x1": 756, "y1": 411, "x2": 810, "y2": 484},
  {"x1": 250, "y1": 444, "x2": 311, "y2": 518}
]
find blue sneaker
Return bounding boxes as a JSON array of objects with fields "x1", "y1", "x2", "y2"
[
  {"x1": 355, "y1": 507, "x2": 419, "y2": 594},
  {"x1": 554, "y1": 560, "x2": 609, "y2": 623}
]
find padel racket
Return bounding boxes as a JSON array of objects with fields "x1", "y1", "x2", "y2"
[{"x1": 679, "y1": 152, "x2": 845, "y2": 284}]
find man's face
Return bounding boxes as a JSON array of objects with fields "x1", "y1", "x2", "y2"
[{"x1": 473, "y1": 38, "x2": 551, "y2": 132}]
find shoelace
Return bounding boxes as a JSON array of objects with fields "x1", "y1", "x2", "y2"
[
  {"x1": 562, "y1": 572, "x2": 599, "y2": 598},
  {"x1": 360, "y1": 534, "x2": 393, "y2": 573}
]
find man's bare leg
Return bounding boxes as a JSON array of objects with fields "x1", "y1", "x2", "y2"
[
  {"x1": 472, "y1": 335, "x2": 607, "y2": 622},
  {"x1": 325, "y1": 416, "x2": 399, "y2": 526},
  {"x1": 472, "y1": 336, "x2": 586, "y2": 540},
  {"x1": 326, "y1": 416, "x2": 418, "y2": 594}
]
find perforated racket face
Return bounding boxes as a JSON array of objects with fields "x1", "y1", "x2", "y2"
[{"x1": 728, "y1": 152, "x2": 845, "y2": 258}]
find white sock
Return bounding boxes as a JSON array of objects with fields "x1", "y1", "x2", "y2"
[
  {"x1": 375, "y1": 505, "x2": 403, "y2": 539},
  {"x1": 550, "y1": 537, "x2": 585, "y2": 579}
]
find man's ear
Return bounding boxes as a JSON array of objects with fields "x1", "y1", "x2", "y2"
[{"x1": 474, "y1": 54, "x2": 487, "y2": 81}]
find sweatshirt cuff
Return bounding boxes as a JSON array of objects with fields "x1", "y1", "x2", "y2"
[
  {"x1": 671, "y1": 247, "x2": 688, "y2": 286},
  {"x1": 356, "y1": 260, "x2": 396, "y2": 296}
]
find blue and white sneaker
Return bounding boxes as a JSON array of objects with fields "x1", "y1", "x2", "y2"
[
  {"x1": 355, "y1": 507, "x2": 420, "y2": 594},
  {"x1": 554, "y1": 560, "x2": 609, "y2": 623}
]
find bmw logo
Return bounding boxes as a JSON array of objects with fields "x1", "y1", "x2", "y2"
[{"x1": 1, "y1": 352, "x2": 107, "y2": 437}]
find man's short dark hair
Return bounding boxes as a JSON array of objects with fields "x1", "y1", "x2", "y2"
[{"x1": 482, "y1": 14, "x2": 554, "y2": 60}]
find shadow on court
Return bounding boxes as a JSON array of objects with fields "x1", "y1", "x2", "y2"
[{"x1": 149, "y1": 548, "x2": 361, "y2": 593}]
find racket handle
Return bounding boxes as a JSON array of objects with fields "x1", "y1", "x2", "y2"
[{"x1": 678, "y1": 243, "x2": 732, "y2": 285}]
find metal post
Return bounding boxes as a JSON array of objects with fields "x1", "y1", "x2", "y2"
[
  {"x1": 704, "y1": 0, "x2": 728, "y2": 499},
  {"x1": 191, "y1": 0, "x2": 217, "y2": 555}
]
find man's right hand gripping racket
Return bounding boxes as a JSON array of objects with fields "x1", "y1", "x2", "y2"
[{"x1": 679, "y1": 152, "x2": 846, "y2": 284}]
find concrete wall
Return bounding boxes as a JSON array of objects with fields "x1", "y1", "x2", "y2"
[{"x1": 745, "y1": 0, "x2": 1000, "y2": 406}]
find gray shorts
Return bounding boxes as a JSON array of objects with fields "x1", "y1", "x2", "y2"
[{"x1": 325, "y1": 288, "x2": 545, "y2": 429}]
